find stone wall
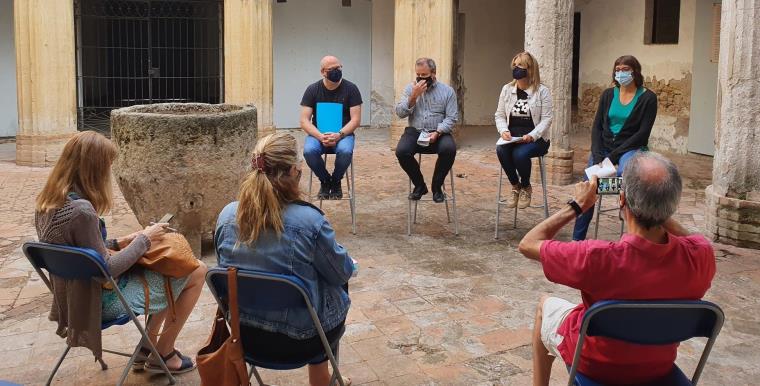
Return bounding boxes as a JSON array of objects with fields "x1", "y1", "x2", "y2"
[{"x1": 575, "y1": 73, "x2": 692, "y2": 154}]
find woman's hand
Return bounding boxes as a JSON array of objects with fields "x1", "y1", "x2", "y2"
[
  {"x1": 501, "y1": 131, "x2": 512, "y2": 141},
  {"x1": 142, "y1": 223, "x2": 169, "y2": 242},
  {"x1": 521, "y1": 135, "x2": 534, "y2": 143}
]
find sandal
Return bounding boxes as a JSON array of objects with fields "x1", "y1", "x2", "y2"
[
  {"x1": 144, "y1": 349, "x2": 196, "y2": 374},
  {"x1": 132, "y1": 346, "x2": 152, "y2": 371},
  {"x1": 337, "y1": 375, "x2": 352, "y2": 386}
]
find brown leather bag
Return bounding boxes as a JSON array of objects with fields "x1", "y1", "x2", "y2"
[
  {"x1": 197, "y1": 267, "x2": 250, "y2": 386},
  {"x1": 137, "y1": 232, "x2": 200, "y2": 278}
]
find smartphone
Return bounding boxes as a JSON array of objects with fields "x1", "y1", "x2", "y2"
[
  {"x1": 597, "y1": 177, "x2": 623, "y2": 195},
  {"x1": 158, "y1": 213, "x2": 174, "y2": 223}
]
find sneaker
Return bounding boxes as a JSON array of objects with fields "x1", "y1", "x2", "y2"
[
  {"x1": 331, "y1": 179, "x2": 343, "y2": 199},
  {"x1": 518, "y1": 186, "x2": 532, "y2": 209},
  {"x1": 318, "y1": 180, "x2": 331, "y2": 200},
  {"x1": 506, "y1": 186, "x2": 520, "y2": 208}
]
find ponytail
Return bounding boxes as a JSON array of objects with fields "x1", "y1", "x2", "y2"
[{"x1": 236, "y1": 132, "x2": 301, "y2": 244}]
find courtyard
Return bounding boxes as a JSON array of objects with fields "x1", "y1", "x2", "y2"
[{"x1": 0, "y1": 127, "x2": 758, "y2": 385}]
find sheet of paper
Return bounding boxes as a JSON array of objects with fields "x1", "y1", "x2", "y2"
[
  {"x1": 417, "y1": 131, "x2": 431, "y2": 147},
  {"x1": 316, "y1": 102, "x2": 343, "y2": 133},
  {"x1": 585, "y1": 157, "x2": 617, "y2": 179},
  {"x1": 496, "y1": 136, "x2": 523, "y2": 146}
]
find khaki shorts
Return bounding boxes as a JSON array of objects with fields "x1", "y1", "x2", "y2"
[{"x1": 540, "y1": 297, "x2": 577, "y2": 358}]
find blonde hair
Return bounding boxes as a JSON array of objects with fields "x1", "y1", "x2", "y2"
[
  {"x1": 511, "y1": 51, "x2": 541, "y2": 92},
  {"x1": 35, "y1": 131, "x2": 118, "y2": 215},
  {"x1": 236, "y1": 132, "x2": 301, "y2": 244}
]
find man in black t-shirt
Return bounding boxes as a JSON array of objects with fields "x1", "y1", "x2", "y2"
[{"x1": 300, "y1": 55, "x2": 363, "y2": 200}]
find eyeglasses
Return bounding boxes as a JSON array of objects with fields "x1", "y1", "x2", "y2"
[{"x1": 324, "y1": 65, "x2": 343, "y2": 72}]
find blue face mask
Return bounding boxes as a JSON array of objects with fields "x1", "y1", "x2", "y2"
[{"x1": 615, "y1": 71, "x2": 634, "y2": 86}]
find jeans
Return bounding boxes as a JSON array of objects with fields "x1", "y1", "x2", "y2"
[
  {"x1": 395, "y1": 127, "x2": 457, "y2": 191},
  {"x1": 303, "y1": 134, "x2": 355, "y2": 183},
  {"x1": 496, "y1": 139, "x2": 550, "y2": 187},
  {"x1": 572, "y1": 149, "x2": 639, "y2": 240}
]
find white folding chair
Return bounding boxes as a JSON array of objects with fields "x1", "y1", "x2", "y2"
[
  {"x1": 407, "y1": 153, "x2": 459, "y2": 236},
  {"x1": 494, "y1": 156, "x2": 549, "y2": 239},
  {"x1": 307, "y1": 153, "x2": 356, "y2": 235}
]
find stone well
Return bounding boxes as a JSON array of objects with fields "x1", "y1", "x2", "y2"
[{"x1": 111, "y1": 103, "x2": 257, "y2": 255}]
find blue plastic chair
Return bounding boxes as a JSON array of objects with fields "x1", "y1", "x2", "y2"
[
  {"x1": 205, "y1": 267, "x2": 347, "y2": 386},
  {"x1": 567, "y1": 300, "x2": 724, "y2": 386},
  {"x1": 22, "y1": 242, "x2": 176, "y2": 386}
]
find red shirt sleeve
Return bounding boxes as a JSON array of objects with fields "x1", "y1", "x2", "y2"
[{"x1": 540, "y1": 239, "x2": 598, "y2": 290}]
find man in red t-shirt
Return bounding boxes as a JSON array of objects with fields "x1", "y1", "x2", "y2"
[{"x1": 518, "y1": 152, "x2": 715, "y2": 385}]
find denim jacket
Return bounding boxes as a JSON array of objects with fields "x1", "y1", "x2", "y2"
[{"x1": 215, "y1": 200, "x2": 354, "y2": 339}]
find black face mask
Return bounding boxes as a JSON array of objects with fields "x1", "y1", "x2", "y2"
[
  {"x1": 327, "y1": 68, "x2": 343, "y2": 83},
  {"x1": 513, "y1": 67, "x2": 528, "y2": 80},
  {"x1": 416, "y1": 76, "x2": 434, "y2": 87}
]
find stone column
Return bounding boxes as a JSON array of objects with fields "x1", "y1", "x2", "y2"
[
  {"x1": 390, "y1": 0, "x2": 455, "y2": 148},
  {"x1": 224, "y1": 0, "x2": 275, "y2": 137},
  {"x1": 14, "y1": 0, "x2": 77, "y2": 166},
  {"x1": 524, "y1": 0, "x2": 574, "y2": 185},
  {"x1": 705, "y1": 0, "x2": 760, "y2": 249}
]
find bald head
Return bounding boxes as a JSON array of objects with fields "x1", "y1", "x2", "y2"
[
  {"x1": 622, "y1": 152, "x2": 682, "y2": 229},
  {"x1": 320, "y1": 56, "x2": 341, "y2": 71}
]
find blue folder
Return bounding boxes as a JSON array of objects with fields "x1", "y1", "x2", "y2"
[{"x1": 316, "y1": 102, "x2": 343, "y2": 133}]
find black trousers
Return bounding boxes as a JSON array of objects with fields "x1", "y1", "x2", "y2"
[{"x1": 395, "y1": 126, "x2": 457, "y2": 191}]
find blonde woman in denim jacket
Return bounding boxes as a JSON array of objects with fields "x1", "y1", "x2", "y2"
[
  {"x1": 494, "y1": 52, "x2": 553, "y2": 209},
  {"x1": 215, "y1": 132, "x2": 354, "y2": 386}
]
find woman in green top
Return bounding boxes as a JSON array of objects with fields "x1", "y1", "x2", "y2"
[{"x1": 573, "y1": 55, "x2": 658, "y2": 240}]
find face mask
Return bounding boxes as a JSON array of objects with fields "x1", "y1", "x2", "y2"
[
  {"x1": 326, "y1": 68, "x2": 342, "y2": 83},
  {"x1": 416, "y1": 76, "x2": 434, "y2": 87},
  {"x1": 615, "y1": 71, "x2": 634, "y2": 86},
  {"x1": 513, "y1": 67, "x2": 528, "y2": 80}
]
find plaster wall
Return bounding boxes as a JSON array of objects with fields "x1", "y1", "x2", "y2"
[
  {"x1": 272, "y1": 0, "x2": 372, "y2": 129},
  {"x1": 575, "y1": 0, "x2": 697, "y2": 154},
  {"x1": 687, "y1": 0, "x2": 720, "y2": 156},
  {"x1": 458, "y1": 0, "x2": 524, "y2": 126},
  {"x1": 371, "y1": 0, "x2": 394, "y2": 128},
  {"x1": 0, "y1": 0, "x2": 18, "y2": 137}
]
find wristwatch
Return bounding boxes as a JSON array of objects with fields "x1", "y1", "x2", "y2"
[
  {"x1": 338, "y1": 130, "x2": 345, "y2": 139},
  {"x1": 567, "y1": 199, "x2": 583, "y2": 216}
]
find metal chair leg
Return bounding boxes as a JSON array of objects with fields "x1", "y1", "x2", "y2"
[
  {"x1": 495, "y1": 167, "x2": 503, "y2": 239},
  {"x1": 450, "y1": 168, "x2": 459, "y2": 235},
  {"x1": 593, "y1": 195, "x2": 603, "y2": 239},
  {"x1": 407, "y1": 176, "x2": 413, "y2": 236},
  {"x1": 348, "y1": 161, "x2": 356, "y2": 235},
  {"x1": 251, "y1": 365, "x2": 265, "y2": 385},
  {"x1": 444, "y1": 191, "x2": 451, "y2": 223},
  {"x1": 116, "y1": 341, "x2": 144, "y2": 386},
  {"x1": 46, "y1": 345, "x2": 72, "y2": 386},
  {"x1": 540, "y1": 156, "x2": 549, "y2": 218}
]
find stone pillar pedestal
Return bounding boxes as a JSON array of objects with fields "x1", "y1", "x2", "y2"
[
  {"x1": 532, "y1": 149, "x2": 574, "y2": 186},
  {"x1": 705, "y1": 0, "x2": 760, "y2": 249},
  {"x1": 390, "y1": 0, "x2": 454, "y2": 149},
  {"x1": 524, "y1": 0, "x2": 574, "y2": 184},
  {"x1": 14, "y1": 0, "x2": 77, "y2": 166},
  {"x1": 224, "y1": 0, "x2": 275, "y2": 138}
]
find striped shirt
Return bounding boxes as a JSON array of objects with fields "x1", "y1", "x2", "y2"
[{"x1": 395, "y1": 81, "x2": 458, "y2": 134}]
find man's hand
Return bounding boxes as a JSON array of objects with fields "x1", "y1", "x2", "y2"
[
  {"x1": 573, "y1": 176, "x2": 599, "y2": 212},
  {"x1": 521, "y1": 135, "x2": 534, "y2": 143},
  {"x1": 501, "y1": 131, "x2": 512, "y2": 141},
  {"x1": 410, "y1": 80, "x2": 428, "y2": 100},
  {"x1": 428, "y1": 131, "x2": 440, "y2": 144}
]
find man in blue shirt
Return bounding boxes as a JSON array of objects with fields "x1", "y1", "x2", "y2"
[{"x1": 395, "y1": 57, "x2": 459, "y2": 203}]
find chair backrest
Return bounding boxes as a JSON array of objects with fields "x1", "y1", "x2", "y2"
[
  {"x1": 22, "y1": 241, "x2": 110, "y2": 281},
  {"x1": 583, "y1": 300, "x2": 723, "y2": 345},
  {"x1": 205, "y1": 267, "x2": 312, "y2": 316}
]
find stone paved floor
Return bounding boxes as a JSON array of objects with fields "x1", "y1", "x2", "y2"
[{"x1": 1, "y1": 127, "x2": 758, "y2": 385}]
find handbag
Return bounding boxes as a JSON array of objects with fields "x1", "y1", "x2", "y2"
[
  {"x1": 137, "y1": 232, "x2": 200, "y2": 278},
  {"x1": 197, "y1": 267, "x2": 250, "y2": 386}
]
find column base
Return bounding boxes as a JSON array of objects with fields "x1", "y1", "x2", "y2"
[
  {"x1": 258, "y1": 125, "x2": 276, "y2": 138},
  {"x1": 15, "y1": 133, "x2": 75, "y2": 167},
  {"x1": 705, "y1": 185, "x2": 760, "y2": 249},
  {"x1": 533, "y1": 149, "x2": 574, "y2": 186}
]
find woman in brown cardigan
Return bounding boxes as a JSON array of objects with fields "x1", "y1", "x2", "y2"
[{"x1": 34, "y1": 131, "x2": 206, "y2": 374}]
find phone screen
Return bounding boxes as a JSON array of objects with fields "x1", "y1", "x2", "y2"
[{"x1": 597, "y1": 177, "x2": 623, "y2": 195}]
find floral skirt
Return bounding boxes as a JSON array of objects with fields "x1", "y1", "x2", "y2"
[{"x1": 101, "y1": 267, "x2": 189, "y2": 322}]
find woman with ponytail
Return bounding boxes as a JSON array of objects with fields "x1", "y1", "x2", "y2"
[{"x1": 215, "y1": 132, "x2": 355, "y2": 386}]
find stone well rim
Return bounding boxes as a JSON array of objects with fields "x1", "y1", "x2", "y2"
[{"x1": 110, "y1": 102, "x2": 256, "y2": 120}]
